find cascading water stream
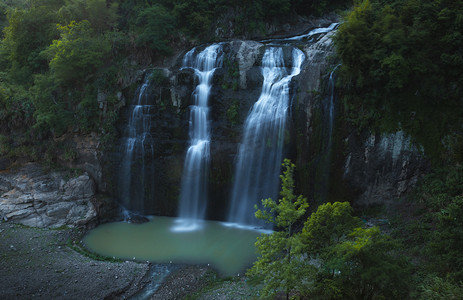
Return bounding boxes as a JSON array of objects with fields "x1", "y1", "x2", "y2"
[
  {"x1": 261, "y1": 22, "x2": 339, "y2": 43},
  {"x1": 118, "y1": 78, "x2": 155, "y2": 213},
  {"x1": 318, "y1": 65, "x2": 340, "y2": 202},
  {"x1": 227, "y1": 47, "x2": 305, "y2": 227},
  {"x1": 174, "y1": 44, "x2": 223, "y2": 231}
]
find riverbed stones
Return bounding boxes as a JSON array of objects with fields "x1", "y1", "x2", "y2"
[{"x1": 0, "y1": 163, "x2": 97, "y2": 228}]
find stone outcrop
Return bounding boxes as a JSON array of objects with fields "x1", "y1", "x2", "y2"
[
  {"x1": 290, "y1": 30, "x2": 427, "y2": 207},
  {"x1": 57, "y1": 133, "x2": 105, "y2": 192},
  {"x1": 0, "y1": 163, "x2": 97, "y2": 228},
  {"x1": 343, "y1": 131, "x2": 428, "y2": 206}
]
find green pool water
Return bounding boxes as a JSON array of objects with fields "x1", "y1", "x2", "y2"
[{"x1": 83, "y1": 216, "x2": 270, "y2": 276}]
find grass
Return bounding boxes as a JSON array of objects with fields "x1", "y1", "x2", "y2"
[{"x1": 66, "y1": 238, "x2": 123, "y2": 263}]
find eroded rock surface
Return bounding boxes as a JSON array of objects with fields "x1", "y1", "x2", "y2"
[
  {"x1": 0, "y1": 163, "x2": 96, "y2": 228},
  {"x1": 344, "y1": 131, "x2": 428, "y2": 206}
]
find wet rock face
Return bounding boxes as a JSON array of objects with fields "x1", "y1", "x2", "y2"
[
  {"x1": 343, "y1": 131, "x2": 428, "y2": 206},
  {"x1": 106, "y1": 27, "x2": 426, "y2": 216},
  {"x1": 106, "y1": 32, "x2": 344, "y2": 217},
  {"x1": 0, "y1": 163, "x2": 97, "y2": 228},
  {"x1": 289, "y1": 31, "x2": 427, "y2": 206}
]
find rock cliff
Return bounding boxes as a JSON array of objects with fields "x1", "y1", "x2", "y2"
[
  {"x1": 343, "y1": 131, "x2": 428, "y2": 207},
  {"x1": 0, "y1": 21, "x2": 429, "y2": 227},
  {"x1": 105, "y1": 21, "x2": 428, "y2": 217},
  {"x1": 0, "y1": 164, "x2": 96, "y2": 228}
]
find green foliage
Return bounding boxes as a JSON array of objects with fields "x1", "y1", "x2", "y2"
[
  {"x1": 0, "y1": 73, "x2": 35, "y2": 130},
  {"x1": 247, "y1": 159, "x2": 309, "y2": 299},
  {"x1": 2, "y1": 2, "x2": 60, "y2": 82},
  {"x1": 255, "y1": 159, "x2": 309, "y2": 230},
  {"x1": 335, "y1": 0, "x2": 463, "y2": 162},
  {"x1": 84, "y1": 0, "x2": 118, "y2": 33},
  {"x1": 0, "y1": 134, "x2": 10, "y2": 156},
  {"x1": 226, "y1": 100, "x2": 240, "y2": 126},
  {"x1": 134, "y1": 4, "x2": 175, "y2": 54},
  {"x1": 31, "y1": 73, "x2": 69, "y2": 135},
  {"x1": 63, "y1": 147, "x2": 77, "y2": 162},
  {"x1": 414, "y1": 165, "x2": 463, "y2": 282},
  {"x1": 301, "y1": 202, "x2": 361, "y2": 252},
  {"x1": 58, "y1": 0, "x2": 118, "y2": 33},
  {"x1": 0, "y1": 0, "x2": 28, "y2": 33},
  {"x1": 149, "y1": 69, "x2": 169, "y2": 86},
  {"x1": 249, "y1": 194, "x2": 411, "y2": 299},
  {"x1": 417, "y1": 274, "x2": 463, "y2": 300},
  {"x1": 44, "y1": 20, "x2": 110, "y2": 85},
  {"x1": 328, "y1": 227, "x2": 410, "y2": 299},
  {"x1": 432, "y1": 196, "x2": 463, "y2": 279},
  {"x1": 292, "y1": 0, "x2": 351, "y2": 17},
  {"x1": 301, "y1": 202, "x2": 411, "y2": 299}
]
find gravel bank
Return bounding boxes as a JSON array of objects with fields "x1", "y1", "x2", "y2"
[
  {"x1": 0, "y1": 221, "x2": 261, "y2": 299},
  {"x1": 0, "y1": 221, "x2": 148, "y2": 299}
]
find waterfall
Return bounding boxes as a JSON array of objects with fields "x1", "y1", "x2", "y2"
[
  {"x1": 227, "y1": 47, "x2": 305, "y2": 227},
  {"x1": 175, "y1": 44, "x2": 223, "y2": 230},
  {"x1": 318, "y1": 65, "x2": 339, "y2": 202},
  {"x1": 117, "y1": 77, "x2": 155, "y2": 213},
  {"x1": 261, "y1": 23, "x2": 339, "y2": 43},
  {"x1": 325, "y1": 66, "x2": 340, "y2": 159}
]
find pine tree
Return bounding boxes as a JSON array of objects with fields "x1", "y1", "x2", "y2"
[{"x1": 247, "y1": 159, "x2": 309, "y2": 299}]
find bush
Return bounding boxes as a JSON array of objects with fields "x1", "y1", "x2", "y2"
[
  {"x1": 134, "y1": 5, "x2": 175, "y2": 54},
  {"x1": 44, "y1": 20, "x2": 110, "y2": 85}
]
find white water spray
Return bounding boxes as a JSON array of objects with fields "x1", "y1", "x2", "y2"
[
  {"x1": 175, "y1": 44, "x2": 223, "y2": 231},
  {"x1": 227, "y1": 47, "x2": 305, "y2": 227},
  {"x1": 118, "y1": 78, "x2": 155, "y2": 212}
]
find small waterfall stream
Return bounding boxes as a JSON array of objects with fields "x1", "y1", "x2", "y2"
[
  {"x1": 117, "y1": 77, "x2": 155, "y2": 212},
  {"x1": 318, "y1": 66, "x2": 339, "y2": 202},
  {"x1": 175, "y1": 44, "x2": 223, "y2": 230},
  {"x1": 227, "y1": 47, "x2": 305, "y2": 227}
]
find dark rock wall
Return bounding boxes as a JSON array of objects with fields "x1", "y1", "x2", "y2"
[
  {"x1": 343, "y1": 131, "x2": 428, "y2": 207},
  {"x1": 0, "y1": 29, "x2": 429, "y2": 228},
  {"x1": 103, "y1": 29, "x2": 427, "y2": 218}
]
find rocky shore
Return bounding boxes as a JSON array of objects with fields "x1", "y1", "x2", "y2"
[
  {"x1": 0, "y1": 221, "x2": 148, "y2": 299},
  {"x1": 0, "y1": 163, "x2": 97, "y2": 228},
  {"x1": 0, "y1": 221, "x2": 261, "y2": 299},
  {"x1": 0, "y1": 163, "x2": 262, "y2": 299}
]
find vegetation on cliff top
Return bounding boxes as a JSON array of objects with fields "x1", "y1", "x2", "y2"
[
  {"x1": 0, "y1": 0, "x2": 350, "y2": 164},
  {"x1": 335, "y1": 0, "x2": 463, "y2": 163}
]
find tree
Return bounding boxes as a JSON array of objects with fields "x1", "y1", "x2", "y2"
[
  {"x1": 418, "y1": 165, "x2": 463, "y2": 281},
  {"x1": 300, "y1": 202, "x2": 411, "y2": 299},
  {"x1": 134, "y1": 4, "x2": 175, "y2": 54},
  {"x1": 85, "y1": 0, "x2": 118, "y2": 33},
  {"x1": 301, "y1": 201, "x2": 362, "y2": 253},
  {"x1": 328, "y1": 227, "x2": 410, "y2": 299},
  {"x1": 58, "y1": 0, "x2": 118, "y2": 33},
  {"x1": 247, "y1": 159, "x2": 309, "y2": 299},
  {"x1": 2, "y1": 3, "x2": 60, "y2": 83},
  {"x1": 334, "y1": 0, "x2": 463, "y2": 162},
  {"x1": 43, "y1": 20, "x2": 110, "y2": 85},
  {"x1": 30, "y1": 73, "x2": 70, "y2": 136}
]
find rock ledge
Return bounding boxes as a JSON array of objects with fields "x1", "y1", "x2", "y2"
[{"x1": 0, "y1": 163, "x2": 96, "y2": 228}]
